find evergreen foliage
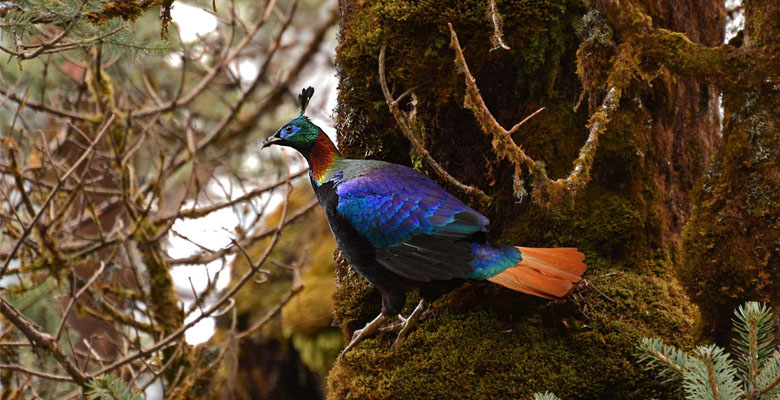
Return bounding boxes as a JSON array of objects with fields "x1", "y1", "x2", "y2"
[
  {"x1": 86, "y1": 374, "x2": 144, "y2": 400},
  {"x1": 638, "y1": 302, "x2": 780, "y2": 400},
  {"x1": 1, "y1": 0, "x2": 168, "y2": 58},
  {"x1": 532, "y1": 392, "x2": 563, "y2": 400}
]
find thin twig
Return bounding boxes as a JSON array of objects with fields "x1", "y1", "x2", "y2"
[
  {"x1": 236, "y1": 285, "x2": 302, "y2": 339},
  {"x1": 55, "y1": 261, "x2": 106, "y2": 340},
  {"x1": 0, "y1": 296, "x2": 88, "y2": 386},
  {"x1": 0, "y1": 113, "x2": 115, "y2": 278},
  {"x1": 489, "y1": 0, "x2": 511, "y2": 51},
  {"x1": 92, "y1": 156, "x2": 295, "y2": 377},
  {"x1": 175, "y1": 169, "x2": 307, "y2": 219},
  {"x1": 0, "y1": 364, "x2": 73, "y2": 382}
]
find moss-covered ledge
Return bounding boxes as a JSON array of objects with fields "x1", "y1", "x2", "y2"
[{"x1": 329, "y1": 266, "x2": 697, "y2": 399}]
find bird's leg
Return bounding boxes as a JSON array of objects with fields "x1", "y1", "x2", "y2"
[
  {"x1": 392, "y1": 299, "x2": 426, "y2": 347},
  {"x1": 341, "y1": 313, "x2": 389, "y2": 356}
]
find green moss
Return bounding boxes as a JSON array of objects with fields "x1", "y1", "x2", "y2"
[
  {"x1": 85, "y1": 1, "x2": 147, "y2": 24},
  {"x1": 328, "y1": 271, "x2": 697, "y2": 399},
  {"x1": 135, "y1": 222, "x2": 182, "y2": 335},
  {"x1": 679, "y1": 83, "x2": 780, "y2": 341},
  {"x1": 336, "y1": 0, "x2": 586, "y2": 166}
]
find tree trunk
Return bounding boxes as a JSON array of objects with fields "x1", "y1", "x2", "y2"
[
  {"x1": 680, "y1": 0, "x2": 780, "y2": 344},
  {"x1": 328, "y1": 0, "x2": 728, "y2": 398}
]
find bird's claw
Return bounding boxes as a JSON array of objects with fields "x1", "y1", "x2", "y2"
[
  {"x1": 340, "y1": 313, "x2": 389, "y2": 358},
  {"x1": 378, "y1": 317, "x2": 406, "y2": 332},
  {"x1": 392, "y1": 299, "x2": 426, "y2": 348},
  {"x1": 339, "y1": 300, "x2": 427, "y2": 357}
]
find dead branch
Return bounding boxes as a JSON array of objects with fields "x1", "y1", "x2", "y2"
[
  {"x1": 0, "y1": 1, "x2": 338, "y2": 395},
  {"x1": 0, "y1": 296, "x2": 88, "y2": 386},
  {"x1": 92, "y1": 160, "x2": 295, "y2": 378},
  {"x1": 55, "y1": 261, "x2": 106, "y2": 340},
  {"x1": 489, "y1": 0, "x2": 510, "y2": 51},
  {"x1": 448, "y1": 23, "x2": 623, "y2": 203},
  {"x1": 0, "y1": 114, "x2": 115, "y2": 278},
  {"x1": 0, "y1": 364, "x2": 73, "y2": 382},
  {"x1": 378, "y1": 42, "x2": 492, "y2": 204}
]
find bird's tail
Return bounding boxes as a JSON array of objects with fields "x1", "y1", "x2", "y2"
[{"x1": 487, "y1": 247, "x2": 586, "y2": 300}]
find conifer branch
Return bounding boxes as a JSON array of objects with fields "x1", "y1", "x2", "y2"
[
  {"x1": 638, "y1": 302, "x2": 780, "y2": 400},
  {"x1": 531, "y1": 392, "x2": 562, "y2": 400},
  {"x1": 86, "y1": 374, "x2": 143, "y2": 400}
]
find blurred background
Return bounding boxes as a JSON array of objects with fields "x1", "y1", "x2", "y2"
[{"x1": 0, "y1": 0, "x2": 341, "y2": 398}]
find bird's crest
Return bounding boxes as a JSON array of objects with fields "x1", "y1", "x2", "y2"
[{"x1": 298, "y1": 87, "x2": 315, "y2": 116}]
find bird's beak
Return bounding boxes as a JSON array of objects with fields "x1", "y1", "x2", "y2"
[{"x1": 262, "y1": 131, "x2": 284, "y2": 149}]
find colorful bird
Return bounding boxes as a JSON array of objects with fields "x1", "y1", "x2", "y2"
[{"x1": 263, "y1": 87, "x2": 586, "y2": 354}]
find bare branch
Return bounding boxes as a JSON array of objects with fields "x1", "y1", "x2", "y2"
[
  {"x1": 447, "y1": 23, "x2": 623, "y2": 203},
  {"x1": 236, "y1": 284, "x2": 302, "y2": 339},
  {"x1": 0, "y1": 296, "x2": 88, "y2": 386},
  {"x1": 0, "y1": 364, "x2": 73, "y2": 383},
  {"x1": 92, "y1": 158, "x2": 296, "y2": 377},
  {"x1": 0, "y1": 113, "x2": 115, "y2": 278},
  {"x1": 489, "y1": 0, "x2": 510, "y2": 51},
  {"x1": 378, "y1": 42, "x2": 492, "y2": 204},
  {"x1": 176, "y1": 169, "x2": 307, "y2": 219},
  {"x1": 55, "y1": 261, "x2": 106, "y2": 340}
]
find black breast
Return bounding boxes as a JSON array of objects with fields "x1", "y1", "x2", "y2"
[{"x1": 312, "y1": 180, "x2": 376, "y2": 268}]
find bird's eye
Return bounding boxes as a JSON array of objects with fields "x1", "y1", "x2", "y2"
[{"x1": 285, "y1": 125, "x2": 293, "y2": 133}]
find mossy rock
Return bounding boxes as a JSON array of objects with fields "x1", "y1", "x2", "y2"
[{"x1": 328, "y1": 270, "x2": 697, "y2": 399}]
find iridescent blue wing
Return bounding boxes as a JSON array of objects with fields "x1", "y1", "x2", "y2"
[{"x1": 335, "y1": 161, "x2": 488, "y2": 281}]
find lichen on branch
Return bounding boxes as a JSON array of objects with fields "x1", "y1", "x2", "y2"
[
  {"x1": 448, "y1": 23, "x2": 624, "y2": 204},
  {"x1": 594, "y1": 0, "x2": 758, "y2": 89},
  {"x1": 378, "y1": 42, "x2": 492, "y2": 204}
]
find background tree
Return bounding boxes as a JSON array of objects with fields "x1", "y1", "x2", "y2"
[{"x1": 0, "y1": 0, "x2": 338, "y2": 398}]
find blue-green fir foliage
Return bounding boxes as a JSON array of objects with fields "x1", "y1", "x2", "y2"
[
  {"x1": 637, "y1": 301, "x2": 780, "y2": 400},
  {"x1": 86, "y1": 374, "x2": 144, "y2": 400}
]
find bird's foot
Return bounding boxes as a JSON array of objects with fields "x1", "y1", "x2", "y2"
[
  {"x1": 392, "y1": 299, "x2": 426, "y2": 347},
  {"x1": 340, "y1": 313, "x2": 389, "y2": 357}
]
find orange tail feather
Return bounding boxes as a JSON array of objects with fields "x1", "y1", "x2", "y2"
[{"x1": 487, "y1": 247, "x2": 586, "y2": 300}]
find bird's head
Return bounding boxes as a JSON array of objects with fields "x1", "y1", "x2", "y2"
[{"x1": 262, "y1": 87, "x2": 320, "y2": 153}]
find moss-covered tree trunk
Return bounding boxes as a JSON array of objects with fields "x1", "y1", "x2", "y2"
[
  {"x1": 329, "y1": 0, "x2": 727, "y2": 398},
  {"x1": 680, "y1": 0, "x2": 780, "y2": 344}
]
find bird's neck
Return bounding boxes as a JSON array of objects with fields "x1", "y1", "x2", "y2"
[{"x1": 306, "y1": 131, "x2": 343, "y2": 184}]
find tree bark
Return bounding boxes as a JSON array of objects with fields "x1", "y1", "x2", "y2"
[
  {"x1": 680, "y1": 0, "x2": 780, "y2": 344},
  {"x1": 329, "y1": 0, "x2": 729, "y2": 398}
]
